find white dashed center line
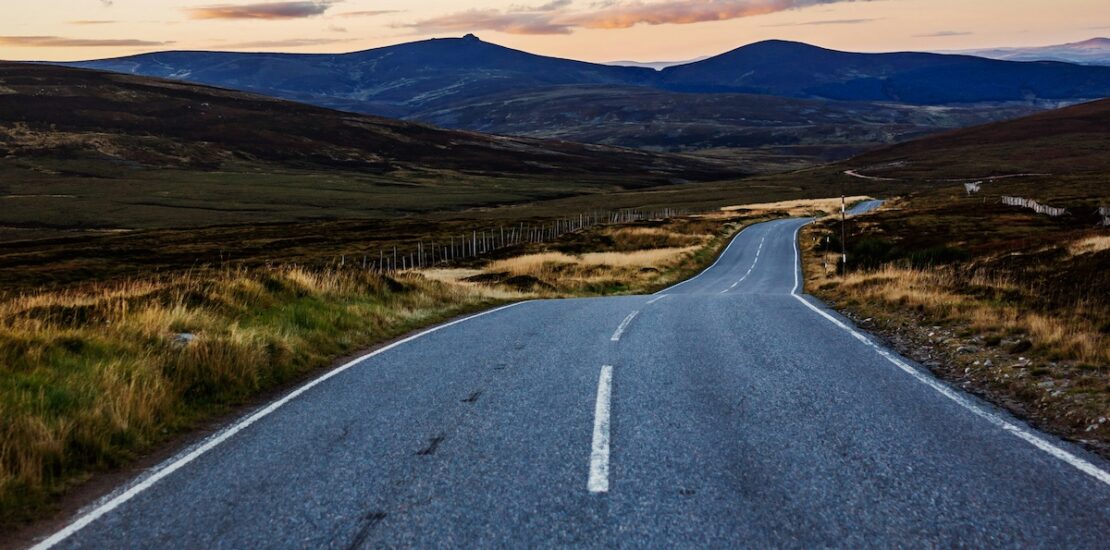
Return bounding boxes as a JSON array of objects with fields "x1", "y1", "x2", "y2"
[
  {"x1": 721, "y1": 235, "x2": 766, "y2": 294},
  {"x1": 587, "y1": 365, "x2": 614, "y2": 493},
  {"x1": 610, "y1": 311, "x2": 639, "y2": 342}
]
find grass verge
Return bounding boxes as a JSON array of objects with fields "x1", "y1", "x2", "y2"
[
  {"x1": 0, "y1": 267, "x2": 520, "y2": 527},
  {"x1": 801, "y1": 192, "x2": 1110, "y2": 457}
]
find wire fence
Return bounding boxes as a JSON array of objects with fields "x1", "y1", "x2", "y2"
[
  {"x1": 330, "y1": 207, "x2": 707, "y2": 273},
  {"x1": 1001, "y1": 196, "x2": 1069, "y2": 218}
]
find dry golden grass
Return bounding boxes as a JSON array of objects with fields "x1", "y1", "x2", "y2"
[
  {"x1": 479, "y1": 246, "x2": 701, "y2": 293},
  {"x1": 1069, "y1": 235, "x2": 1110, "y2": 256},
  {"x1": 597, "y1": 226, "x2": 710, "y2": 250},
  {"x1": 0, "y1": 266, "x2": 509, "y2": 525},
  {"x1": 829, "y1": 265, "x2": 1108, "y2": 365},
  {"x1": 488, "y1": 247, "x2": 699, "y2": 274},
  {"x1": 721, "y1": 196, "x2": 873, "y2": 218}
]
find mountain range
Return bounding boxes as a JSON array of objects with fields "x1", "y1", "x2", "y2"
[
  {"x1": 59, "y1": 36, "x2": 1110, "y2": 161},
  {"x1": 951, "y1": 38, "x2": 1110, "y2": 66},
  {"x1": 68, "y1": 36, "x2": 1110, "y2": 113}
]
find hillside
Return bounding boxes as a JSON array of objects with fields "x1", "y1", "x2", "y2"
[
  {"x1": 412, "y1": 85, "x2": 1043, "y2": 158},
  {"x1": 66, "y1": 35, "x2": 656, "y2": 118},
  {"x1": 657, "y1": 40, "x2": 1110, "y2": 103},
  {"x1": 840, "y1": 98, "x2": 1110, "y2": 179},
  {"x1": 0, "y1": 63, "x2": 734, "y2": 240},
  {"x1": 0, "y1": 62, "x2": 723, "y2": 178}
]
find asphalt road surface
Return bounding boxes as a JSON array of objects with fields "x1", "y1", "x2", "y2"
[{"x1": 35, "y1": 201, "x2": 1110, "y2": 548}]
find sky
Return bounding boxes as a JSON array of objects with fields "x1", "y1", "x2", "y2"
[{"x1": 3, "y1": 0, "x2": 1109, "y2": 62}]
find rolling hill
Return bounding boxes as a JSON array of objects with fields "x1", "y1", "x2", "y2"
[
  {"x1": 65, "y1": 34, "x2": 656, "y2": 119},
  {"x1": 656, "y1": 40, "x2": 1110, "y2": 103},
  {"x1": 838, "y1": 98, "x2": 1110, "y2": 179},
  {"x1": 0, "y1": 62, "x2": 728, "y2": 179},
  {"x1": 411, "y1": 85, "x2": 1044, "y2": 157},
  {"x1": 0, "y1": 63, "x2": 734, "y2": 239}
]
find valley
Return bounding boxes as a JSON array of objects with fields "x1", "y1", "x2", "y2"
[{"x1": 2, "y1": 20, "x2": 1109, "y2": 548}]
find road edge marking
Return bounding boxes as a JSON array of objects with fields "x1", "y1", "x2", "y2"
[
  {"x1": 788, "y1": 220, "x2": 1110, "y2": 488},
  {"x1": 588, "y1": 365, "x2": 614, "y2": 493},
  {"x1": 30, "y1": 301, "x2": 531, "y2": 550}
]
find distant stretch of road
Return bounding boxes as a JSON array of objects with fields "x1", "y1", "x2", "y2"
[{"x1": 35, "y1": 200, "x2": 1110, "y2": 548}]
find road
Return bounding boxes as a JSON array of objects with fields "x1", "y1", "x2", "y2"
[{"x1": 36, "y1": 201, "x2": 1110, "y2": 548}]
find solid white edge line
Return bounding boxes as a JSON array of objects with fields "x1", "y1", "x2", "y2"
[
  {"x1": 31, "y1": 301, "x2": 530, "y2": 550},
  {"x1": 788, "y1": 218, "x2": 1110, "y2": 488},
  {"x1": 588, "y1": 365, "x2": 614, "y2": 493},
  {"x1": 610, "y1": 311, "x2": 639, "y2": 342}
]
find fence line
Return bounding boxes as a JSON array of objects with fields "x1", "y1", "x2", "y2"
[
  {"x1": 1000, "y1": 196, "x2": 1068, "y2": 218},
  {"x1": 334, "y1": 207, "x2": 707, "y2": 274}
]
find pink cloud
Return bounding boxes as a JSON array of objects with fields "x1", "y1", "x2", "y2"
[
  {"x1": 565, "y1": 0, "x2": 861, "y2": 29},
  {"x1": 405, "y1": 10, "x2": 573, "y2": 35},
  {"x1": 407, "y1": 0, "x2": 864, "y2": 36},
  {"x1": 186, "y1": 1, "x2": 336, "y2": 20},
  {"x1": 0, "y1": 36, "x2": 170, "y2": 47}
]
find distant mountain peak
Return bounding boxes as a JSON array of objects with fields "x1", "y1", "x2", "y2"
[{"x1": 1070, "y1": 37, "x2": 1110, "y2": 47}]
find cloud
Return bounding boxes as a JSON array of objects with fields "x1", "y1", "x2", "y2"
[
  {"x1": 566, "y1": 0, "x2": 865, "y2": 29},
  {"x1": 915, "y1": 30, "x2": 972, "y2": 37},
  {"x1": 512, "y1": 0, "x2": 573, "y2": 11},
  {"x1": 405, "y1": 10, "x2": 573, "y2": 35},
  {"x1": 186, "y1": 1, "x2": 337, "y2": 20},
  {"x1": 218, "y1": 37, "x2": 356, "y2": 48},
  {"x1": 335, "y1": 10, "x2": 400, "y2": 18},
  {"x1": 765, "y1": 18, "x2": 876, "y2": 26},
  {"x1": 68, "y1": 20, "x2": 117, "y2": 25},
  {"x1": 0, "y1": 36, "x2": 171, "y2": 47},
  {"x1": 407, "y1": 0, "x2": 866, "y2": 36}
]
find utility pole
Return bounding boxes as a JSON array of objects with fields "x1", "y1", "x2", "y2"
[{"x1": 840, "y1": 193, "x2": 848, "y2": 274}]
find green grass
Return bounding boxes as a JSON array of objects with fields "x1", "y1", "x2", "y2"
[{"x1": 0, "y1": 267, "x2": 515, "y2": 527}]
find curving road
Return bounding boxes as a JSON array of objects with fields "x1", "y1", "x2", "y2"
[{"x1": 35, "y1": 201, "x2": 1110, "y2": 548}]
